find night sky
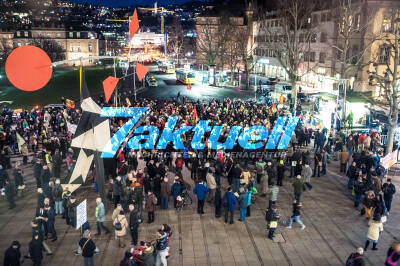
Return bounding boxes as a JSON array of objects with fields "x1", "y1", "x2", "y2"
[{"x1": 68, "y1": 0, "x2": 204, "y2": 7}]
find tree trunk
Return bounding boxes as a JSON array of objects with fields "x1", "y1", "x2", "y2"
[
  {"x1": 291, "y1": 79, "x2": 297, "y2": 115},
  {"x1": 386, "y1": 104, "x2": 399, "y2": 155}
]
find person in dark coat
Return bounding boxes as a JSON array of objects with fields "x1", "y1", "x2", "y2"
[
  {"x1": 3, "y1": 240, "x2": 21, "y2": 266},
  {"x1": 128, "y1": 204, "x2": 139, "y2": 246},
  {"x1": 382, "y1": 178, "x2": 396, "y2": 213},
  {"x1": 214, "y1": 186, "x2": 222, "y2": 218},
  {"x1": 223, "y1": 187, "x2": 238, "y2": 224},
  {"x1": 52, "y1": 150, "x2": 62, "y2": 179},
  {"x1": 40, "y1": 165, "x2": 50, "y2": 187},
  {"x1": 0, "y1": 164, "x2": 9, "y2": 188},
  {"x1": 277, "y1": 160, "x2": 285, "y2": 186},
  {"x1": 33, "y1": 158, "x2": 43, "y2": 188},
  {"x1": 37, "y1": 188, "x2": 45, "y2": 209},
  {"x1": 29, "y1": 233, "x2": 44, "y2": 266},
  {"x1": 5, "y1": 179, "x2": 15, "y2": 209},
  {"x1": 44, "y1": 205, "x2": 57, "y2": 241}
]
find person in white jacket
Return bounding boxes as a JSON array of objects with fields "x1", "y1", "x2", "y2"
[{"x1": 206, "y1": 170, "x2": 217, "y2": 203}]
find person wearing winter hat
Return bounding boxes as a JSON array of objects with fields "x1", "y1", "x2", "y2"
[{"x1": 3, "y1": 240, "x2": 21, "y2": 266}]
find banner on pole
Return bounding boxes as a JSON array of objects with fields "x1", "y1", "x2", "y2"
[
  {"x1": 67, "y1": 121, "x2": 77, "y2": 134},
  {"x1": 76, "y1": 199, "x2": 87, "y2": 229},
  {"x1": 381, "y1": 151, "x2": 398, "y2": 169}
]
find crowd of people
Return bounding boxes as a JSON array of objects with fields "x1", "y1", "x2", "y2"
[{"x1": 1, "y1": 95, "x2": 399, "y2": 266}]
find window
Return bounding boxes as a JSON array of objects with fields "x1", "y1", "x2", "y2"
[
  {"x1": 321, "y1": 13, "x2": 326, "y2": 22},
  {"x1": 379, "y1": 45, "x2": 390, "y2": 64},
  {"x1": 69, "y1": 32, "x2": 73, "y2": 38},
  {"x1": 70, "y1": 43, "x2": 74, "y2": 52},
  {"x1": 382, "y1": 13, "x2": 392, "y2": 32},
  {"x1": 326, "y1": 13, "x2": 331, "y2": 21},
  {"x1": 17, "y1": 31, "x2": 21, "y2": 37},
  {"x1": 355, "y1": 14, "x2": 361, "y2": 30},
  {"x1": 319, "y1": 52, "x2": 326, "y2": 63},
  {"x1": 309, "y1": 52, "x2": 315, "y2": 62},
  {"x1": 311, "y1": 33, "x2": 317, "y2": 43},
  {"x1": 77, "y1": 42, "x2": 81, "y2": 52},
  {"x1": 24, "y1": 31, "x2": 28, "y2": 37},
  {"x1": 88, "y1": 43, "x2": 92, "y2": 52},
  {"x1": 320, "y1": 32, "x2": 327, "y2": 43},
  {"x1": 77, "y1": 32, "x2": 80, "y2": 38},
  {"x1": 312, "y1": 14, "x2": 319, "y2": 25},
  {"x1": 299, "y1": 34, "x2": 304, "y2": 43}
]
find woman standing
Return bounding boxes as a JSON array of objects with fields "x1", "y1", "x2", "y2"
[
  {"x1": 385, "y1": 242, "x2": 400, "y2": 266},
  {"x1": 113, "y1": 210, "x2": 128, "y2": 248},
  {"x1": 364, "y1": 217, "x2": 384, "y2": 251}
]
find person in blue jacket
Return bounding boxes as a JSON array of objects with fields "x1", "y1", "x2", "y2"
[
  {"x1": 223, "y1": 187, "x2": 238, "y2": 224},
  {"x1": 170, "y1": 177, "x2": 182, "y2": 208},
  {"x1": 193, "y1": 180, "x2": 209, "y2": 214},
  {"x1": 238, "y1": 187, "x2": 249, "y2": 221}
]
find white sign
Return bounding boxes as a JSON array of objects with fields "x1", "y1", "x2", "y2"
[
  {"x1": 67, "y1": 121, "x2": 77, "y2": 135},
  {"x1": 76, "y1": 199, "x2": 87, "y2": 229}
]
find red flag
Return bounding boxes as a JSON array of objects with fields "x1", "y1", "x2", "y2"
[
  {"x1": 136, "y1": 62, "x2": 149, "y2": 81},
  {"x1": 187, "y1": 83, "x2": 191, "y2": 90},
  {"x1": 193, "y1": 106, "x2": 197, "y2": 121},
  {"x1": 103, "y1": 76, "x2": 119, "y2": 102},
  {"x1": 129, "y1": 9, "x2": 139, "y2": 38}
]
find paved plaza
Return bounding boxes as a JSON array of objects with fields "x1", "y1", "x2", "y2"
[{"x1": 0, "y1": 152, "x2": 399, "y2": 266}]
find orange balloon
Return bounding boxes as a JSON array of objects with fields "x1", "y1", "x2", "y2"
[{"x1": 5, "y1": 45, "x2": 53, "y2": 91}]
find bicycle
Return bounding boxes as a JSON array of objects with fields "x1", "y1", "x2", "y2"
[{"x1": 175, "y1": 190, "x2": 193, "y2": 212}]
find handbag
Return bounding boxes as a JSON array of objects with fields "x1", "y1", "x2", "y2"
[
  {"x1": 114, "y1": 217, "x2": 122, "y2": 231},
  {"x1": 381, "y1": 215, "x2": 387, "y2": 223}
]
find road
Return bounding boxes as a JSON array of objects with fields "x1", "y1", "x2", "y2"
[{"x1": 136, "y1": 67, "x2": 258, "y2": 101}]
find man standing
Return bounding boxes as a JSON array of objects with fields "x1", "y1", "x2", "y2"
[
  {"x1": 67, "y1": 196, "x2": 78, "y2": 228},
  {"x1": 44, "y1": 205, "x2": 57, "y2": 242},
  {"x1": 128, "y1": 204, "x2": 139, "y2": 246},
  {"x1": 292, "y1": 175, "x2": 306, "y2": 202},
  {"x1": 95, "y1": 198, "x2": 110, "y2": 235},
  {"x1": 286, "y1": 200, "x2": 305, "y2": 230},
  {"x1": 52, "y1": 179, "x2": 63, "y2": 215},
  {"x1": 346, "y1": 161, "x2": 357, "y2": 190},
  {"x1": 33, "y1": 158, "x2": 42, "y2": 188},
  {"x1": 193, "y1": 180, "x2": 209, "y2": 214},
  {"x1": 206, "y1": 170, "x2": 217, "y2": 203},
  {"x1": 256, "y1": 159, "x2": 266, "y2": 184},
  {"x1": 5, "y1": 179, "x2": 15, "y2": 209},
  {"x1": 265, "y1": 205, "x2": 280, "y2": 240},
  {"x1": 160, "y1": 177, "x2": 170, "y2": 210},
  {"x1": 78, "y1": 230, "x2": 98, "y2": 266},
  {"x1": 145, "y1": 191, "x2": 156, "y2": 224},
  {"x1": 238, "y1": 187, "x2": 248, "y2": 222},
  {"x1": 382, "y1": 178, "x2": 396, "y2": 214},
  {"x1": 339, "y1": 149, "x2": 349, "y2": 173},
  {"x1": 223, "y1": 187, "x2": 237, "y2": 224},
  {"x1": 301, "y1": 163, "x2": 313, "y2": 190}
]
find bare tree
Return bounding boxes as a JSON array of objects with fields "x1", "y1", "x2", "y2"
[
  {"x1": 258, "y1": 0, "x2": 316, "y2": 111},
  {"x1": 167, "y1": 16, "x2": 184, "y2": 65},
  {"x1": 366, "y1": 10, "x2": 400, "y2": 154},
  {"x1": 332, "y1": 0, "x2": 377, "y2": 80},
  {"x1": 0, "y1": 43, "x2": 14, "y2": 69},
  {"x1": 31, "y1": 38, "x2": 65, "y2": 62}
]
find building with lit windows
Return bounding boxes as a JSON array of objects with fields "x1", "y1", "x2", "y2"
[
  {"x1": 252, "y1": 0, "x2": 400, "y2": 94},
  {"x1": 10, "y1": 26, "x2": 101, "y2": 66}
]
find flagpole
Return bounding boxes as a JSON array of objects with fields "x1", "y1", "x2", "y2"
[{"x1": 134, "y1": 63, "x2": 137, "y2": 102}]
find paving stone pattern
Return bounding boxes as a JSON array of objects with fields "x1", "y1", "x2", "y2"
[{"x1": 0, "y1": 152, "x2": 398, "y2": 266}]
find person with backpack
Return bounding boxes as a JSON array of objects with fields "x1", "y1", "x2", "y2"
[
  {"x1": 155, "y1": 229, "x2": 168, "y2": 266},
  {"x1": 385, "y1": 242, "x2": 400, "y2": 266},
  {"x1": 265, "y1": 205, "x2": 280, "y2": 240},
  {"x1": 77, "y1": 230, "x2": 98, "y2": 266},
  {"x1": 382, "y1": 178, "x2": 396, "y2": 214},
  {"x1": 256, "y1": 159, "x2": 266, "y2": 184},
  {"x1": 346, "y1": 247, "x2": 365, "y2": 266},
  {"x1": 113, "y1": 210, "x2": 128, "y2": 248},
  {"x1": 223, "y1": 187, "x2": 238, "y2": 224}
]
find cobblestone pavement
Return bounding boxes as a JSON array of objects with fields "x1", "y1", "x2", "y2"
[{"x1": 0, "y1": 151, "x2": 398, "y2": 266}]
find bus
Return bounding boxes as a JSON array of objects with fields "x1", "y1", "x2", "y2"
[
  {"x1": 159, "y1": 64, "x2": 176, "y2": 74},
  {"x1": 176, "y1": 70, "x2": 196, "y2": 84}
]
